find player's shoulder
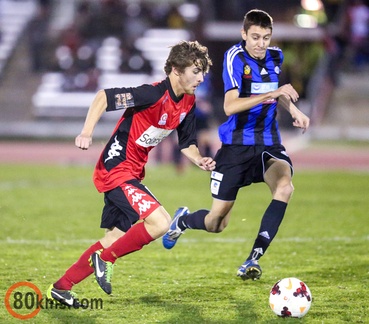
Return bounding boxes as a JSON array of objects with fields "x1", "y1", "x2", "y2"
[
  {"x1": 267, "y1": 46, "x2": 284, "y2": 61},
  {"x1": 137, "y1": 78, "x2": 168, "y2": 98},
  {"x1": 268, "y1": 46, "x2": 282, "y2": 53},
  {"x1": 224, "y1": 42, "x2": 244, "y2": 61}
]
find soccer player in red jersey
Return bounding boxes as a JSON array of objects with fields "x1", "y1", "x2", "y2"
[{"x1": 47, "y1": 40, "x2": 215, "y2": 307}]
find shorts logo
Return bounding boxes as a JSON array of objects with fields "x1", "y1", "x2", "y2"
[
  {"x1": 210, "y1": 179, "x2": 220, "y2": 195},
  {"x1": 211, "y1": 171, "x2": 223, "y2": 181},
  {"x1": 125, "y1": 185, "x2": 156, "y2": 215}
]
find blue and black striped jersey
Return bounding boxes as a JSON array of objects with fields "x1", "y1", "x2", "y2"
[{"x1": 219, "y1": 41, "x2": 284, "y2": 146}]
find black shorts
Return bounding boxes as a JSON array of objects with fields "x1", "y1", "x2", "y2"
[
  {"x1": 210, "y1": 144, "x2": 293, "y2": 201},
  {"x1": 100, "y1": 179, "x2": 161, "y2": 232}
]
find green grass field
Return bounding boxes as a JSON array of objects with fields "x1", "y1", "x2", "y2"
[{"x1": 1, "y1": 163, "x2": 368, "y2": 323}]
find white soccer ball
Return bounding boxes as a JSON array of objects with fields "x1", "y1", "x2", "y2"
[{"x1": 269, "y1": 277, "x2": 312, "y2": 318}]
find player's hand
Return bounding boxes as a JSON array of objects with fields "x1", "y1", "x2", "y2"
[
  {"x1": 274, "y1": 84, "x2": 299, "y2": 102},
  {"x1": 198, "y1": 157, "x2": 216, "y2": 171},
  {"x1": 75, "y1": 134, "x2": 92, "y2": 150},
  {"x1": 292, "y1": 111, "x2": 310, "y2": 134}
]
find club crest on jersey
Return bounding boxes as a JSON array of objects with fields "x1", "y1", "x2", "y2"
[
  {"x1": 115, "y1": 93, "x2": 134, "y2": 109},
  {"x1": 274, "y1": 66, "x2": 280, "y2": 74},
  {"x1": 158, "y1": 113, "x2": 168, "y2": 126},
  {"x1": 243, "y1": 64, "x2": 252, "y2": 79}
]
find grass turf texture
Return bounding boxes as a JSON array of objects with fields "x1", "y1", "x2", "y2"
[{"x1": 1, "y1": 163, "x2": 368, "y2": 323}]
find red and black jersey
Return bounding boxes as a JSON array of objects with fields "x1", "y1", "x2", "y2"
[{"x1": 93, "y1": 77, "x2": 197, "y2": 193}]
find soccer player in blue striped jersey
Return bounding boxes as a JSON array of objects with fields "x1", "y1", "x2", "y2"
[{"x1": 162, "y1": 9, "x2": 310, "y2": 280}]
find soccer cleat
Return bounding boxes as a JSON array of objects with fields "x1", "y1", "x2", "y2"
[
  {"x1": 90, "y1": 250, "x2": 114, "y2": 294},
  {"x1": 162, "y1": 207, "x2": 189, "y2": 249},
  {"x1": 47, "y1": 284, "x2": 81, "y2": 308},
  {"x1": 237, "y1": 259, "x2": 262, "y2": 280}
]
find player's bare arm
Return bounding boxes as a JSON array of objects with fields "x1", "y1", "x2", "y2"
[
  {"x1": 278, "y1": 95, "x2": 310, "y2": 133},
  {"x1": 224, "y1": 83, "x2": 299, "y2": 116},
  {"x1": 181, "y1": 145, "x2": 216, "y2": 171},
  {"x1": 75, "y1": 90, "x2": 108, "y2": 150}
]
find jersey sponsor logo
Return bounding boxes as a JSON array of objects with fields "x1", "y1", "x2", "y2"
[
  {"x1": 115, "y1": 93, "x2": 134, "y2": 109},
  {"x1": 210, "y1": 179, "x2": 220, "y2": 195},
  {"x1": 136, "y1": 125, "x2": 173, "y2": 148},
  {"x1": 158, "y1": 113, "x2": 168, "y2": 126},
  {"x1": 104, "y1": 136, "x2": 123, "y2": 162},
  {"x1": 251, "y1": 82, "x2": 278, "y2": 94}
]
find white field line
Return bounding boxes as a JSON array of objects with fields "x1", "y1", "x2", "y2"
[{"x1": 2, "y1": 236, "x2": 368, "y2": 245}]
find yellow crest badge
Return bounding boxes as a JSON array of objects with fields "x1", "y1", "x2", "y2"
[{"x1": 244, "y1": 64, "x2": 251, "y2": 75}]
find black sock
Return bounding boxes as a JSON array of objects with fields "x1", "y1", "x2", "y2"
[
  {"x1": 177, "y1": 209, "x2": 208, "y2": 231},
  {"x1": 247, "y1": 199, "x2": 287, "y2": 261}
]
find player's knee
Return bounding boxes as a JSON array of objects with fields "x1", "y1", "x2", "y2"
[
  {"x1": 277, "y1": 182, "x2": 294, "y2": 200},
  {"x1": 102, "y1": 228, "x2": 125, "y2": 248},
  {"x1": 144, "y1": 210, "x2": 172, "y2": 238},
  {"x1": 157, "y1": 218, "x2": 171, "y2": 236}
]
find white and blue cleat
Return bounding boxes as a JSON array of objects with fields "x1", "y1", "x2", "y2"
[
  {"x1": 162, "y1": 207, "x2": 189, "y2": 249},
  {"x1": 237, "y1": 259, "x2": 262, "y2": 280}
]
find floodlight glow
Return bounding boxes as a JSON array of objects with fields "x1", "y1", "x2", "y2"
[
  {"x1": 301, "y1": 0, "x2": 324, "y2": 11},
  {"x1": 294, "y1": 14, "x2": 318, "y2": 28}
]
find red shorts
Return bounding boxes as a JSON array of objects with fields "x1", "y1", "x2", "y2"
[{"x1": 100, "y1": 179, "x2": 161, "y2": 232}]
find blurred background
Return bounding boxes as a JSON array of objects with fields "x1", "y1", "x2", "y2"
[{"x1": 0, "y1": 0, "x2": 368, "y2": 160}]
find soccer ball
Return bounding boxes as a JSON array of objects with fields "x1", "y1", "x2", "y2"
[{"x1": 269, "y1": 277, "x2": 312, "y2": 318}]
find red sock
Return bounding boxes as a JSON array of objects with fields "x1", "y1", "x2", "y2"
[
  {"x1": 54, "y1": 241, "x2": 103, "y2": 290},
  {"x1": 100, "y1": 222, "x2": 153, "y2": 263}
]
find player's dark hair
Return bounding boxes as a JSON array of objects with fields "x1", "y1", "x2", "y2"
[
  {"x1": 243, "y1": 9, "x2": 273, "y2": 32},
  {"x1": 164, "y1": 40, "x2": 212, "y2": 75}
]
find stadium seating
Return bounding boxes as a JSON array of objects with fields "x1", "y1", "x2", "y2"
[
  {"x1": 32, "y1": 28, "x2": 190, "y2": 120},
  {"x1": 0, "y1": 0, "x2": 37, "y2": 77}
]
